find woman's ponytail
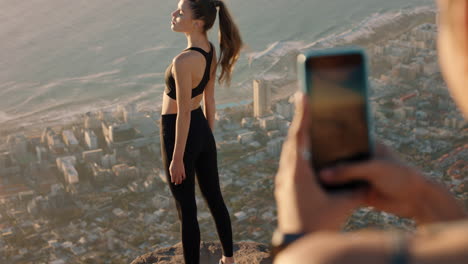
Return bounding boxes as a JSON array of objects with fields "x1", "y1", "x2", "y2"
[
  {"x1": 189, "y1": 0, "x2": 243, "y2": 86},
  {"x1": 216, "y1": 0, "x2": 243, "y2": 86}
]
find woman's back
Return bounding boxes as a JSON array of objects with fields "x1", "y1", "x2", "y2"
[{"x1": 161, "y1": 42, "x2": 217, "y2": 115}]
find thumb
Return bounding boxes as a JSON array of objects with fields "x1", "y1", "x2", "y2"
[
  {"x1": 290, "y1": 92, "x2": 310, "y2": 141},
  {"x1": 319, "y1": 161, "x2": 383, "y2": 184}
]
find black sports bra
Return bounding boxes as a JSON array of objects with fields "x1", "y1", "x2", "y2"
[{"x1": 164, "y1": 43, "x2": 214, "y2": 100}]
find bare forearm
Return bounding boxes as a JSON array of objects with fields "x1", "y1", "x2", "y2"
[
  {"x1": 275, "y1": 232, "x2": 392, "y2": 264},
  {"x1": 337, "y1": 227, "x2": 468, "y2": 264},
  {"x1": 204, "y1": 99, "x2": 216, "y2": 131},
  {"x1": 276, "y1": 223, "x2": 468, "y2": 264},
  {"x1": 173, "y1": 111, "x2": 190, "y2": 161},
  {"x1": 412, "y1": 221, "x2": 468, "y2": 264}
]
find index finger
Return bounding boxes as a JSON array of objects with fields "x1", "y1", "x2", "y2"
[{"x1": 319, "y1": 160, "x2": 391, "y2": 184}]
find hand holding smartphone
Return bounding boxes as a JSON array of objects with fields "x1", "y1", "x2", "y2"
[{"x1": 297, "y1": 47, "x2": 374, "y2": 192}]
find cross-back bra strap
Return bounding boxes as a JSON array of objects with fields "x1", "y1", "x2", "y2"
[
  {"x1": 184, "y1": 43, "x2": 213, "y2": 57},
  {"x1": 186, "y1": 47, "x2": 208, "y2": 55}
]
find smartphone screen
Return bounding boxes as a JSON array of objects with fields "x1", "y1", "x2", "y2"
[{"x1": 305, "y1": 53, "x2": 371, "y2": 173}]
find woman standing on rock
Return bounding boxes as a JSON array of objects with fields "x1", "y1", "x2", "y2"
[{"x1": 160, "y1": 0, "x2": 242, "y2": 263}]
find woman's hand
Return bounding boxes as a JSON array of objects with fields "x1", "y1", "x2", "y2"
[
  {"x1": 275, "y1": 93, "x2": 363, "y2": 233},
  {"x1": 319, "y1": 145, "x2": 467, "y2": 224},
  {"x1": 169, "y1": 158, "x2": 186, "y2": 185}
]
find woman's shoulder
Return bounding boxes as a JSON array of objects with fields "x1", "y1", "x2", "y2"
[{"x1": 172, "y1": 50, "x2": 204, "y2": 69}]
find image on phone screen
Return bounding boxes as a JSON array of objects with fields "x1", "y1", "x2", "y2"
[{"x1": 306, "y1": 53, "x2": 371, "y2": 172}]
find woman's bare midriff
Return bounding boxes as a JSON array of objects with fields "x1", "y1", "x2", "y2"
[{"x1": 161, "y1": 93, "x2": 204, "y2": 115}]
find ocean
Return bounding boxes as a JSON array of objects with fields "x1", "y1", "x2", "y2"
[{"x1": 0, "y1": 0, "x2": 435, "y2": 127}]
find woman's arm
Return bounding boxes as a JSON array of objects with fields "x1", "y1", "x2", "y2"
[
  {"x1": 412, "y1": 221, "x2": 468, "y2": 264},
  {"x1": 170, "y1": 52, "x2": 195, "y2": 184},
  {"x1": 203, "y1": 49, "x2": 217, "y2": 131},
  {"x1": 275, "y1": 221, "x2": 468, "y2": 264}
]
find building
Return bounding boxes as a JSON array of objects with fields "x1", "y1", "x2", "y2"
[
  {"x1": 62, "y1": 130, "x2": 79, "y2": 151},
  {"x1": 275, "y1": 101, "x2": 293, "y2": 120},
  {"x1": 258, "y1": 115, "x2": 277, "y2": 131},
  {"x1": 129, "y1": 115, "x2": 158, "y2": 137},
  {"x1": 18, "y1": 190, "x2": 35, "y2": 201},
  {"x1": 447, "y1": 160, "x2": 468, "y2": 181},
  {"x1": 241, "y1": 117, "x2": 254, "y2": 129},
  {"x1": 56, "y1": 156, "x2": 79, "y2": 184},
  {"x1": 125, "y1": 145, "x2": 141, "y2": 161},
  {"x1": 0, "y1": 152, "x2": 20, "y2": 176},
  {"x1": 109, "y1": 123, "x2": 137, "y2": 142},
  {"x1": 423, "y1": 62, "x2": 439, "y2": 76},
  {"x1": 7, "y1": 134, "x2": 28, "y2": 159},
  {"x1": 103, "y1": 123, "x2": 137, "y2": 148},
  {"x1": 413, "y1": 23, "x2": 438, "y2": 42},
  {"x1": 64, "y1": 166, "x2": 79, "y2": 185},
  {"x1": 112, "y1": 164, "x2": 139, "y2": 185},
  {"x1": 56, "y1": 156, "x2": 76, "y2": 170},
  {"x1": 370, "y1": 44, "x2": 385, "y2": 56},
  {"x1": 277, "y1": 120, "x2": 291, "y2": 135},
  {"x1": 90, "y1": 163, "x2": 113, "y2": 184},
  {"x1": 267, "y1": 138, "x2": 284, "y2": 157},
  {"x1": 49, "y1": 135, "x2": 66, "y2": 154},
  {"x1": 444, "y1": 117, "x2": 467, "y2": 129},
  {"x1": 82, "y1": 149, "x2": 103, "y2": 165},
  {"x1": 0, "y1": 152, "x2": 11, "y2": 168},
  {"x1": 101, "y1": 152, "x2": 117, "y2": 169},
  {"x1": 253, "y1": 80, "x2": 271, "y2": 118},
  {"x1": 237, "y1": 131, "x2": 256, "y2": 145},
  {"x1": 397, "y1": 64, "x2": 418, "y2": 80},
  {"x1": 267, "y1": 130, "x2": 281, "y2": 139},
  {"x1": 84, "y1": 112, "x2": 101, "y2": 130},
  {"x1": 84, "y1": 129, "x2": 98, "y2": 150},
  {"x1": 112, "y1": 164, "x2": 138, "y2": 177},
  {"x1": 27, "y1": 196, "x2": 47, "y2": 215},
  {"x1": 98, "y1": 110, "x2": 113, "y2": 122},
  {"x1": 27, "y1": 184, "x2": 77, "y2": 217},
  {"x1": 119, "y1": 104, "x2": 137, "y2": 123},
  {"x1": 415, "y1": 111, "x2": 428, "y2": 120},
  {"x1": 42, "y1": 128, "x2": 65, "y2": 154},
  {"x1": 394, "y1": 108, "x2": 406, "y2": 120},
  {"x1": 41, "y1": 127, "x2": 53, "y2": 145},
  {"x1": 35, "y1": 146, "x2": 48, "y2": 163},
  {"x1": 132, "y1": 138, "x2": 157, "y2": 149}
]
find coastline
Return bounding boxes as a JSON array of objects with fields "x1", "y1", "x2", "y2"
[
  {"x1": 215, "y1": 7, "x2": 437, "y2": 112},
  {"x1": 0, "y1": 8, "x2": 436, "y2": 136}
]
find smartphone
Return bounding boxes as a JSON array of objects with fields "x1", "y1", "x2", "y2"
[{"x1": 297, "y1": 47, "x2": 374, "y2": 192}]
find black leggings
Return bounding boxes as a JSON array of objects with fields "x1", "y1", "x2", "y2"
[{"x1": 160, "y1": 107, "x2": 233, "y2": 264}]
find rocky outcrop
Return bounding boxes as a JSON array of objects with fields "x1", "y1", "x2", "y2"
[{"x1": 131, "y1": 241, "x2": 272, "y2": 264}]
